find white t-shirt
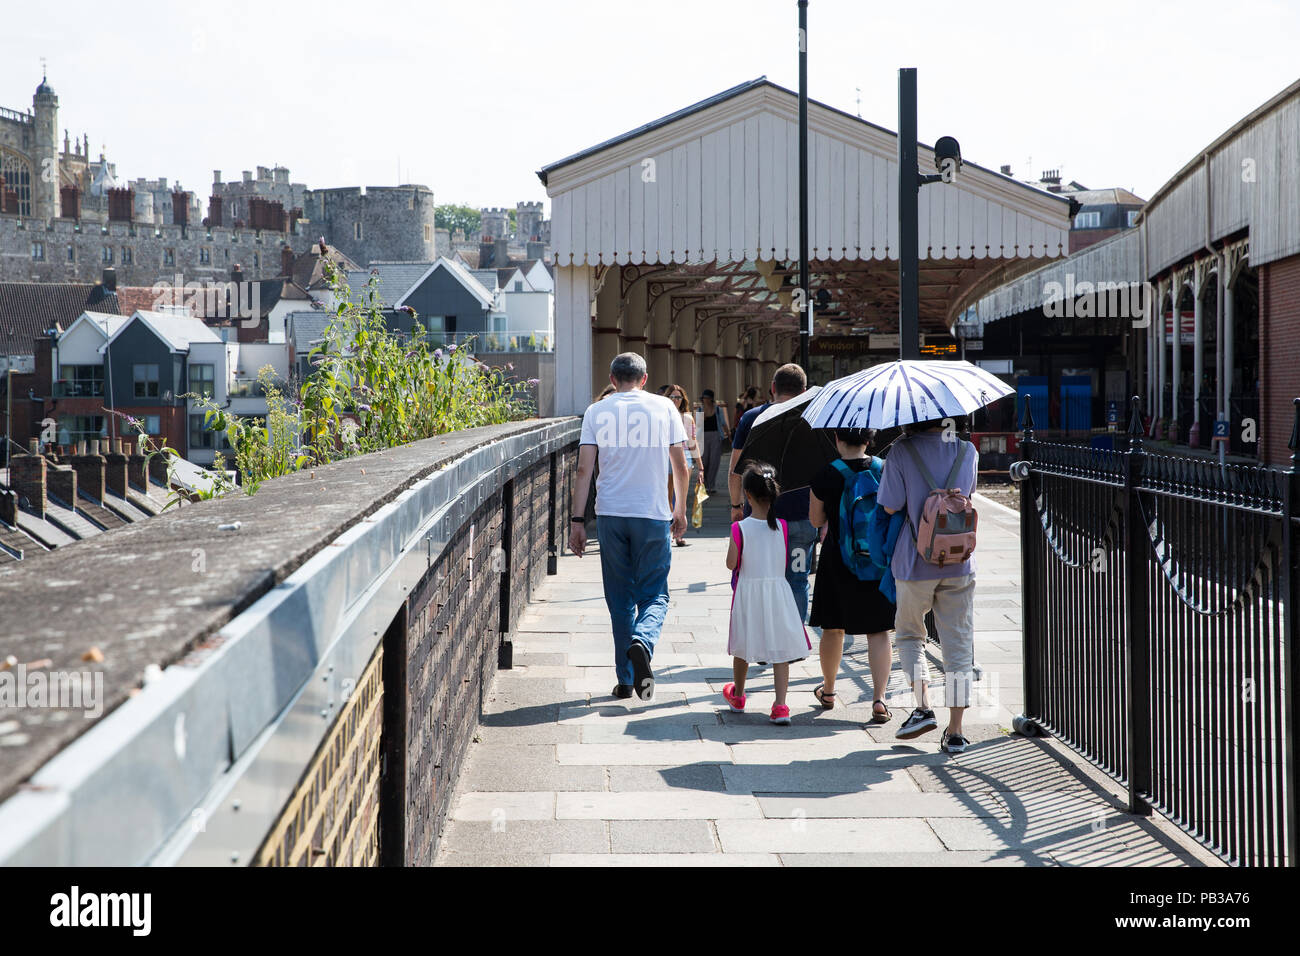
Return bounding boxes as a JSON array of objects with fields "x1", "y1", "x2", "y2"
[{"x1": 580, "y1": 389, "x2": 687, "y2": 520}]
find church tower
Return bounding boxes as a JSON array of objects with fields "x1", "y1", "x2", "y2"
[{"x1": 31, "y1": 75, "x2": 59, "y2": 220}]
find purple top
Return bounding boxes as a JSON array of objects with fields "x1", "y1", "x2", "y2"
[{"x1": 876, "y1": 432, "x2": 978, "y2": 582}]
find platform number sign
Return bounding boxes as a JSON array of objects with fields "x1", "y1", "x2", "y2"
[{"x1": 1212, "y1": 419, "x2": 1230, "y2": 444}]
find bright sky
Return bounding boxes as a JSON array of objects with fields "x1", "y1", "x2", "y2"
[{"x1": 4, "y1": 0, "x2": 1297, "y2": 213}]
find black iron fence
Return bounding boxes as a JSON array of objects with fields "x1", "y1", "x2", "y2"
[{"x1": 1016, "y1": 396, "x2": 1298, "y2": 867}]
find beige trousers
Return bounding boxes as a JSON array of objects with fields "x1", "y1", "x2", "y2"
[{"x1": 893, "y1": 573, "x2": 976, "y2": 709}]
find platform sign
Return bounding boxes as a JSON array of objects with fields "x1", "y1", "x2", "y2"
[
  {"x1": 1212, "y1": 418, "x2": 1230, "y2": 444},
  {"x1": 1107, "y1": 400, "x2": 1119, "y2": 432}
]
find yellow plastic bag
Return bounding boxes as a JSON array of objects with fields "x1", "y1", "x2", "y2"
[{"x1": 691, "y1": 482, "x2": 709, "y2": 529}]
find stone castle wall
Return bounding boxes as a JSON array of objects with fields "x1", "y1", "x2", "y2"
[{"x1": 0, "y1": 215, "x2": 313, "y2": 284}]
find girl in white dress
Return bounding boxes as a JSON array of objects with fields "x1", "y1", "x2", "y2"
[{"x1": 723, "y1": 463, "x2": 812, "y2": 724}]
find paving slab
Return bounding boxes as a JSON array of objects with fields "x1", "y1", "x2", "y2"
[
  {"x1": 608, "y1": 819, "x2": 718, "y2": 853},
  {"x1": 556, "y1": 741, "x2": 732, "y2": 765},
  {"x1": 779, "y1": 851, "x2": 1050, "y2": 867},
  {"x1": 551, "y1": 853, "x2": 779, "y2": 867},
  {"x1": 438, "y1": 819, "x2": 608, "y2": 856},
  {"x1": 606, "y1": 765, "x2": 729, "y2": 793},
  {"x1": 438, "y1": 851, "x2": 551, "y2": 867},
  {"x1": 756, "y1": 791, "x2": 1009, "y2": 819},
  {"x1": 722, "y1": 764, "x2": 922, "y2": 794},
  {"x1": 556, "y1": 791, "x2": 763, "y2": 820},
  {"x1": 452, "y1": 791, "x2": 556, "y2": 822},
  {"x1": 716, "y1": 818, "x2": 945, "y2": 853},
  {"x1": 458, "y1": 749, "x2": 605, "y2": 793}
]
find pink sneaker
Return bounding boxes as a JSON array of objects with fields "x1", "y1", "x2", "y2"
[
  {"x1": 722, "y1": 683, "x2": 746, "y2": 713},
  {"x1": 770, "y1": 703, "x2": 791, "y2": 725}
]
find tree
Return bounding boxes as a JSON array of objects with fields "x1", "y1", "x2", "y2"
[{"x1": 435, "y1": 204, "x2": 481, "y2": 237}]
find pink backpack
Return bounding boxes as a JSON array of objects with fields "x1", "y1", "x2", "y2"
[{"x1": 900, "y1": 442, "x2": 977, "y2": 568}]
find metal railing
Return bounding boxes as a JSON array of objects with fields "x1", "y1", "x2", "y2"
[
  {"x1": 1015, "y1": 396, "x2": 1297, "y2": 867},
  {"x1": 227, "y1": 377, "x2": 289, "y2": 398},
  {"x1": 419, "y1": 330, "x2": 553, "y2": 354},
  {"x1": 52, "y1": 380, "x2": 105, "y2": 398}
]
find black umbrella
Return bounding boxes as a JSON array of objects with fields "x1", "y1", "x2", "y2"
[{"x1": 734, "y1": 387, "x2": 839, "y2": 491}]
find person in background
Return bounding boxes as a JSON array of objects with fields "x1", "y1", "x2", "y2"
[
  {"x1": 570, "y1": 353, "x2": 688, "y2": 701},
  {"x1": 728, "y1": 363, "x2": 818, "y2": 621},
  {"x1": 877, "y1": 415, "x2": 978, "y2": 754},
  {"x1": 735, "y1": 385, "x2": 761, "y2": 427},
  {"x1": 667, "y1": 383, "x2": 704, "y2": 546},
  {"x1": 722, "y1": 463, "x2": 811, "y2": 725},
  {"x1": 698, "y1": 388, "x2": 730, "y2": 494},
  {"x1": 807, "y1": 427, "x2": 896, "y2": 719}
]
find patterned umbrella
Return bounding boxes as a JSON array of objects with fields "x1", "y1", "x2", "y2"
[{"x1": 801, "y1": 359, "x2": 1015, "y2": 430}]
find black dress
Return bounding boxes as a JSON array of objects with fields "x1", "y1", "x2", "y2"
[{"x1": 808, "y1": 457, "x2": 897, "y2": 634}]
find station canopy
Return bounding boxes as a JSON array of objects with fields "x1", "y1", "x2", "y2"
[{"x1": 539, "y1": 77, "x2": 1072, "y2": 339}]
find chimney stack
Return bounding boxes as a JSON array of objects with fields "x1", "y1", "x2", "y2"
[
  {"x1": 103, "y1": 439, "x2": 129, "y2": 497},
  {"x1": 71, "y1": 441, "x2": 106, "y2": 502},
  {"x1": 8, "y1": 452, "x2": 47, "y2": 518},
  {"x1": 102, "y1": 267, "x2": 117, "y2": 292}
]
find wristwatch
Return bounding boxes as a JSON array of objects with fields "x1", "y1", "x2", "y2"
[
  {"x1": 570, "y1": 515, "x2": 586, "y2": 523},
  {"x1": 731, "y1": 502, "x2": 743, "y2": 509}
]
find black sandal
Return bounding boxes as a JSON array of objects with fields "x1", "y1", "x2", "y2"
[
  {"x1": 869, "y1": 699, "x2": 892, "y2": 724},
  {"x1": 813, "y1": 684, "x2": 836, "y2": 709}
]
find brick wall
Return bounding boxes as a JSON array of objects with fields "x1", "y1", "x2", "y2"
[
  {"x1": 252, "y1": 438, "x2": 577, "y2": 867},
  {"x1": 1258, "y1": 252, "x2": 1300, "y2": 465},
  {"x1": 256, "y1": 645, "x2": 383, "y2": 867}
]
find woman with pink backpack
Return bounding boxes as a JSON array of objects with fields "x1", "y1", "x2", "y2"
[{"x1": 876, "y1": 415, "x2": 979, "y2": 754}]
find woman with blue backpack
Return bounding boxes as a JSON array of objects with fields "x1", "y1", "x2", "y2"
[{"x1": 807, "y1": 427, "x2": 901, "y2": 722}]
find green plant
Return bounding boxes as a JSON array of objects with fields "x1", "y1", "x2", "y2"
[
  {"x1": 194, "y1": 256, "x2": 532, "y2": 495},
  {"x1": 107, "y1": 411, "x2": 215, "y2": 508},
  {"x1": 190, "y1": 367, "x2": 305, "y2": 494}
]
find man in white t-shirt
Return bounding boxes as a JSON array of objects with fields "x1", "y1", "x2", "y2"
[{"x1": 569, "y1": 352, "x2": 688, "y2": 701}]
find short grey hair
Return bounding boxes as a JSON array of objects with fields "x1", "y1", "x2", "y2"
[{"x1": 610, "y1": 351, "x2": 648, "y2": 383}]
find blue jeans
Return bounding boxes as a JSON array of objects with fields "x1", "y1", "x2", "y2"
[
  {"x1": 598, "y1": 515, "x2": 672, "y2": 685},
  {"x1": 784, "y1": 518, "x2": 819, "y2": 623}
]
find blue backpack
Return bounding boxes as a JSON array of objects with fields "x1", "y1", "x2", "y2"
[{"x1": 832, "y1": 458, "x2": 883, "y2": 581}]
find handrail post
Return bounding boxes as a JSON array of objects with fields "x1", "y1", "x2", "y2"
[
  {"x1": 1282, "y1": 397, "x2": 1300, "y2": 865},
  {"x1": 547, "y1": 451, "x2": 558, "y2": 575},
  {"x1": 1016, "y1": 401, "x2": 1040, "y2": 729},
  {"x1": 1123, "y1": 395, "x2": 1153, "y2": 815}
]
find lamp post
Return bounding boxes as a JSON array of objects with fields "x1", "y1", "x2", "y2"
[
  {"x1": 798, "y1": 1, "x2": 810, "y2": 371},
  {"x1": 897, "y1": 67, "x2": 961, "y2": 361},
  {"x1": 4, "y1": 363, "x2": 11, "y2": 466}
]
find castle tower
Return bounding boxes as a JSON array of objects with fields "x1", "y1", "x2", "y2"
[
  {"x1": 31, "y1": 76, "x2": 59, "y2": 221},
  {"x1": 516, "y1": 201, "x2": 543, "y2": 242},
  {"x1": 480, "y1": 206, "x2": 509, "y2": 241}
]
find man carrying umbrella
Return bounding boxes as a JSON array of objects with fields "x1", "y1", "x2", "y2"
[{"x1": 728, "y1": 363, "x2": 824, "y2": 620}]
